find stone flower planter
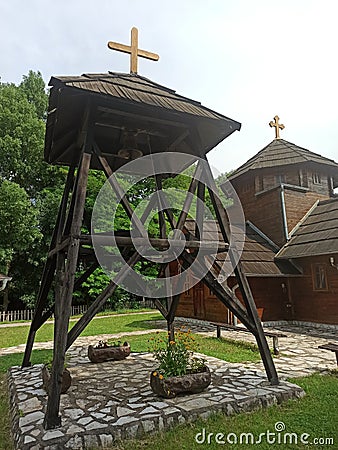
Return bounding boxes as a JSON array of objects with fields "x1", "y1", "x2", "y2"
[
  {"x1": 42, "y1": 365, "x2": 72, "y2": 395},
  {"x1": 150, "y1": 366, "x2": 211, "y2": 398},
  {"x1": 88, "y1": 341, "x2": 131, "y2": 363}
]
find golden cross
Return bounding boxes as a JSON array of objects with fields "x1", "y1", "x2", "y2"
[
  {"x1": 107, "y1": 27, "x2": 159, "y2": 74},
  {"x1": 269, "y1": 115, "x2": 285, "y2": 139}
]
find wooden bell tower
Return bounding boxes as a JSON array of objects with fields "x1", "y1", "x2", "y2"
[{"x1": 22, "y1": 28, "x2": 279, "y2": 430}]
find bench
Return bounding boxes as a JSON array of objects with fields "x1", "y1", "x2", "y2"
[
  {"x1": 209, "y1": 322, "x2": 287, "y2": 356},
  {"x1": 318, "y1": 343, "x2": 338, "y2": 366}
]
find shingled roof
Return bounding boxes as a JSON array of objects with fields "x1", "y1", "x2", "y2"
[
  {"x1": 184, "y1": 220, "x2": 300, "y2": 277},
  {"x1": 228, "y1": 139, "x2": 338, "y2": 185},
  {"x1": 276, "y1": 197, "x2": 338, "y2": 259},
  {"x1": 45, "y1": 72, "x2": 241, "y2": 169}
]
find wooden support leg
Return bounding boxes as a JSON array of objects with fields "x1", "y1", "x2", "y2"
[
  {"x1": 44, "y1": 152, "x2": 91, "y2": 430},
  {"x1": 272, "y1": 336, "x2": 280, "y2": 356},
  {"x1": 203, "y1": 161, "x2": 279, "y2": 385},
  {"x1": 167, "y1": 320, "x2": 175, "y2": 342},
  {"x1": 22, "y1": 167, "x2": 75, "y2": 368},
  {"x1": 216, "y1": 325, "x2": 221, "y2": 339}
]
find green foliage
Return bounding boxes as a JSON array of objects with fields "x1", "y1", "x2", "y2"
[
  {"x1": 0, "y1": 72, "x2": 65, "y2": 309},
  {"x1": 0, "y1": 73, "x2": 61, "y2": 197},
  {"x1": 73, "y1": 267, "x2": 140, "y2": 310},
  {"x1": 19, "y1": 70, "x2": 49, "y2": 120},
  {"x1": 0, "y1": 180, "x2": 41, "y2": 278},
  {"x1": 0, "y1": 180, "x2": 41, "y2": 250}
]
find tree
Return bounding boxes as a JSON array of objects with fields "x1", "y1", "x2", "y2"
[
  {"x1": 0, "y1": 72, "x2": 65, "y2": 309},
  {"x1": 0, "y1": 72, "x2": 63, "y2": 197},
  {"x1": 0, "y1": 180, "x2": 42, "y2": 309},
  {"x1": 19, "y1": 70, "x2": 48, "y2": 120}
]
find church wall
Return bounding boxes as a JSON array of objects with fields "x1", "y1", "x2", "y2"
[
  {"x1": 176, "y1": 276, "x2": 289, "y2": 323},
  {"x1": 284, "y1": 189, "x2": 329, "y2": 233},
  {"x1": 237, "y1": 186, "x2": 286, "y2": 246},
  {"x1": 307, "y1": 170, "x2": 331, "y2": 196},
  {"x1": 288, "y1": 255, "x2": 338, "y2": 324}
]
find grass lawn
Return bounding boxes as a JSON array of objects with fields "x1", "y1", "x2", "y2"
[
  {"x1": 111, "y1": 332, "x2": 261, "y2": 363},
  {"x1": 0, "y1": 312, "x2": 162, "y2": 348}
]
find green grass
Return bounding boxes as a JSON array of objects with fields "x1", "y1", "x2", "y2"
[
  {"x1": 0, "y1": 349, "x2": 53, "y2": 373},
  {"x1": 113, "y1": 333, "x2": 261, "y2": 363},
  {"x1": 108, "y1": 372, "x2": 338, "y2": 450},
  {"x1": 0, "y1": 312, "x2": 162, "y2": 348}
]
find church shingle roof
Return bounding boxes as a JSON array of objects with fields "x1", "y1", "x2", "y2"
[
  {"x1": 229, "y1": 139, "x2": 338, "y2": 184},
  {"x1": 276, "y1": 197, "x2": 338, "y2": 259}
]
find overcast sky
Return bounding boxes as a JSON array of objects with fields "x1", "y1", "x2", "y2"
[{"x1": 1, "y1": 0, "x2": 338, "y2": 174}]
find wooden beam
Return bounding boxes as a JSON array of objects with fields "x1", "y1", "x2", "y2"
[
  {"x1": 48, "y1": 238, "x2": 71, "y2": 259},
  {"x1": 195, "y1": 181, "x2": 205, "y2": 240},
  {"x1": 74, "y1": 263, "x2": 99, "y2": 290},
  {"x1": 80, "y1": 234, "x2": 227, "y2": 251},
  {"x1": 94, "y1": 145, "x2": 148, "y2": 238},
  {"x1": 179, "y1": 249, "x2": 255, "y2": 331}
]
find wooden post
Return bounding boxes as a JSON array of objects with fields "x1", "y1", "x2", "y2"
[{"x1": 44, "y1": 152, "x2": 92, "y2": 429}]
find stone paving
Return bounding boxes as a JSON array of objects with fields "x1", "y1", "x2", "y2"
[
  {"x1": 8, "y1": 353, "x2": 305, "y2": 450},
  {"x1": 5, "y1": 318, "x2": 338, "y2": 449}
]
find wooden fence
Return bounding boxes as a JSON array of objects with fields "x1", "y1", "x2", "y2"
[
  {"x1": 0, "y1": 304, "x2": 88, "y2": 322},
  {"x1": 0, "y1": 301, "x2": 155, "y2": 322}
]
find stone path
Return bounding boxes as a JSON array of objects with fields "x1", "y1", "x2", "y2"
[{"x1": 5, "y1": 318, "x2": 338, "y2": 449}]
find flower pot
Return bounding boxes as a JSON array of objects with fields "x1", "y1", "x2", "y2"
[
  {"x1": 87, "y1": 342, "x2": 131, "y2": 363},
  {"x1": 150, "y1": 366, "x2": 211, "y2": 398},
  {"x1": 42, "y1": 365, "x2": 72, "y2": 395}
]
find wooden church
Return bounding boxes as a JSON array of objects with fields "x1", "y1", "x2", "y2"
[{"x1": 176, "y1": 116, "x2": 338, "y2": 326}]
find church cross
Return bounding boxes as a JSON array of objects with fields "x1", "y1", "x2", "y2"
[
  {"x1": 107, "y1": 27, "x2": 159, "y2": 74},
  {"x1": 269, "y1": 115, "x2": 285, "y2": 139}
]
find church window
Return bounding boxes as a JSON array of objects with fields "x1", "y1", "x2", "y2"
[
  {"x1": 313, "y1": 172, "x2": 321, "y2": 184},
  {"x1": 312, "y1": 264, "x2": 328, "y2": 291}
]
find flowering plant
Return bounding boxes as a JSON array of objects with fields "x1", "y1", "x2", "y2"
[{"x1": 149, "y1": 328, "x2": 207, "y2": 378}]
